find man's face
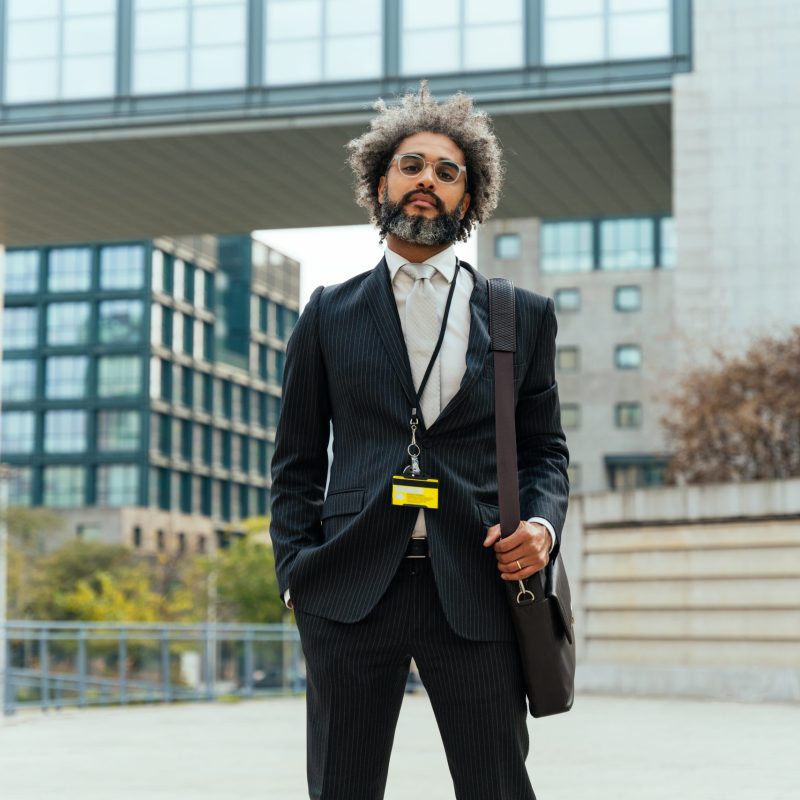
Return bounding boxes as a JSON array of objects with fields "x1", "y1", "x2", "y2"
[{"x1": 377, "y1": 131, "x2": 471, "y2": 246}]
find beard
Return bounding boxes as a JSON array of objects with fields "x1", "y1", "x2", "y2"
[{"x1": 378, "y1": 190, "x2": 465, "y2": 246}]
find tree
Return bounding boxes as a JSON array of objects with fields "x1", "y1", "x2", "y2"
[
  {"x1": 3, "y1": 507, "x2": 64, "y2": 619},
  {"x1": 209, "y1": 536, "x2": 284, "y2": 624},
  {"x1": 661, "y1": 326, "x2": 800, "y2": 484}
]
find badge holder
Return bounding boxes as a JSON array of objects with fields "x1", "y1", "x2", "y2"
[{"x1": 391, "y1": 408, "x2": 439, "y2": 509}]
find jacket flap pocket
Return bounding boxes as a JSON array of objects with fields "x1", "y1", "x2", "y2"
[
  {"x1": 322, "y1": 488, "x2": 365, "y2": 520},
  {"x1": 477, "y1": 501, "x2": 500, "y2": 528}
]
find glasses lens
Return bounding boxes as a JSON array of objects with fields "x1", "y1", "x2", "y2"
[
  {"x1": 435, "y1": 161, "x2": 460, "y2": 183},
  {"x1": 397, "y1": 154, "x2": 425, "y2": 176}
]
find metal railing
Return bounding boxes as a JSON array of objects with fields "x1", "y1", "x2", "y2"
[{"x1": 1, "y1": 620, "x2": 303, "y2": 716}]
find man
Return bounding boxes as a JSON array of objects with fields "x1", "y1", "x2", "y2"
[{"x1": 270, "y1": 82, "x2": 569, "y2": 800}]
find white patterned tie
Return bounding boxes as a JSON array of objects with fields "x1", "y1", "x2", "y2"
[{"x1": 400, "y1": 263, "x2": 441, "y2": 427}]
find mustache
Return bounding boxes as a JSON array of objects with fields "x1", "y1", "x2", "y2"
[{"x1": 402, "y1": 190, "x2": 443, "y2": 211}]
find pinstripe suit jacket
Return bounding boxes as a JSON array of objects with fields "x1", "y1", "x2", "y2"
[{"x1": 269, "y1": 257, "x2": 569, "y2": 642}]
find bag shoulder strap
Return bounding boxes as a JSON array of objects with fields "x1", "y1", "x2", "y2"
[{"x1": 487, "y1": 278, "x2": 520, "y2": 538}]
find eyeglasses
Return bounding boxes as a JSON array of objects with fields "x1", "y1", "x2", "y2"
[{"x1": 389, "y1": 152, "x2": 467, "y2": 184}]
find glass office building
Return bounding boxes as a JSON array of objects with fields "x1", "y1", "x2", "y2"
[{"x1": 1, "y1": 233, "x2": 299, "y2": 549}]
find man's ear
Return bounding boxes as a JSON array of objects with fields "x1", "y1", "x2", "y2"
[
  {"x1": 377, "y1": 175, "x2": 386, "y2": 204},
  {"x1": 459, "y1": 191, "x2": 471, "y2": 219}
]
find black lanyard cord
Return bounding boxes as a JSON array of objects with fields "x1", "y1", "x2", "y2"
[{"x1": 412, "y1": 259, "x2": 461, "y2": 418}]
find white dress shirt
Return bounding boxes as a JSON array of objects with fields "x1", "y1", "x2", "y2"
[{"x1": 283, "y1": 244, "x2": 554, "y2": 608}]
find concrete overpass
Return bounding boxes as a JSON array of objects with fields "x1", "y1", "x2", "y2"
[{"x1": 0, "y1": 0, "x2": 691, "y2": 245}]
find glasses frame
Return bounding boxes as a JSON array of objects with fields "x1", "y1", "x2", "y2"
[{"x1": 389, "y1": 152, "x2": 468, "y2": 184}]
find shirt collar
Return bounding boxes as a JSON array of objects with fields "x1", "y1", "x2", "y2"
[{"x1": 385, "y1": 243, "x2": 458, "y2": 285}]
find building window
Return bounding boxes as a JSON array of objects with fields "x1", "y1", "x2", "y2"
[
  {"x1": 194, "y1": 269, "x2": 206, "y2": 308},
  {"x1": 554, "y1": 288, "x2": 581, "y2": 312},
  {"x1": 99, "y1": 245, "x2": 145, "y2": 290},
  {"x1": 4, "y1": 250, "x2": 40, "y2": 294},
  {"x1": 180, "y1": 473, "x2": 192, "y2": 513},
  {"x1": 157, "y1": 468, "x2": 170, "y2": 511},
  {"x1": 45, "y1": 356, "x2": 89, "y2": 399},
  {"x1": 157, "y1": 528, "x2": 165, "y2": 551},
  {"x1": 98, "y1": 410, "x2": 141, "y2": 451},
  {"x1": 614, "y1": 285, "x2": 641, "y2": 312},
  {"x1": 222, "y1": 380, "x2": 233, "y2": 418},
  {"x1": 44, "y1": 410, "x2": 87, "y2": 452},
  {"x1": 615, "y1": 402, "x2": 642, "y2": 428},
  {"x1": 607, "y1": 457, "x2": 666, "y2": 490},
  {"x1": 265, "y1": 0, "x2": 382, "y2": 85},
  {"x1": 197, "y1": 533, "x2": 207, "y2": 553},
  {"x1": 556, "y1": 347, "x2": 579, "y2": 372},
  {"x1": 48, "y1": 248, "x2": 92, "y2": 292},
  {"x1": 173, "y1": 260, "x2": 185, "y2": 301},
  {"x1": 269, "y1": 395, "x2": 281, "y2": 428},
  {"x1": 132, "y1": 526, "x2": 143, "y2": 548},
  {"x1": 540, "y1": 221, "x2": 593, "y2": 273},
  {"x1": 181, "y1": 420, "x2": 192, "y2": 460},
  {"x1": 98, "y1": 300, "x2": 144, "y2": 343},
  {"x1": 8, "y1": 467, "x2": 34, "y2": 506},
  {"x1": 659, "y1": 216, "x2": 675, "y2": 267},
  {"x1": 180, "y1": 366, "x2": 193, "y2": 407},
  {"x1": 43, "y1": 466, "x2": 86, "y2": 507},
  {"x1": 201, "y1": 424, "x2": 213, "y2": 465},
  {"x1": 221, "y1": 430, "x2": 232, "y2": 468},
  {"x1": 401, "y1": 0, "x2": 522, "y2": 75},
  {"x1": 615, "y1": 344, "x2": 642, "y2": 370},
  {"x1": 600, "y1": 218, "x2": 655, "y2": 270},
  {"x1": 494, "y1": 233, "x2": 521, "y2": 260},
  {"x1": 567, "y1": 463, "x2": 580, "y2": 490},
  {"x1": 177, "y1": 531, "x2": 186, "y2": 553},
  {"x1": 46, "y1": 302, "x2": 91, "y2": 346},
  {"x1": 3, "y1": 307, "x2": 38, "y2": 350},
  {"x1": 173, "y1": 311, "x2": 184, "y2": 354},
  {"x1": 543, "y1": 0, "x2": 671, "y2": 66},
  {"x1": 154, "y1": 413, "x2": 170, "y2": 456},
  {"x1": 98, "y1": 355, "x2": 142, "y2": 396},
  {"x1": 4, "y1": 0, "x2": 116, "y2": 103},
  {"x1": 239, "y1": 434, "x2": 249, "y2": 471},
  {"x1": 97, "y1": 465, "x2": 139, "y2": 506},
  {"x1": 2, "y1": 359, "x2": 37, "y2": 401},
  {"x1": 183, "y1": 315, "x2": 194, "y2": 355},
  {"x1": 133, "y1": 0, "x2": 247, "y2": 94},
  {"x1": 1, "y1": 411, "x2": 35, "y2": 453},
  {"x1": 560, "y1": 403, "x2": 580, "y2": 430}
]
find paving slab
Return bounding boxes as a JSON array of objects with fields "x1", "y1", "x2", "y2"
[{"x1": 0, "y1": 693, "x2": 797, "y2": 799}]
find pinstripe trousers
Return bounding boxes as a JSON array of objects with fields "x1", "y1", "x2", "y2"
[{"x1": 294, "y1": 556, "x2": 537, "y2": 800}]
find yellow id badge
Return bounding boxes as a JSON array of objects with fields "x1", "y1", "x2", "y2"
[{"x1": 391, "y1": 475, "x2": 440, "y2": 509}]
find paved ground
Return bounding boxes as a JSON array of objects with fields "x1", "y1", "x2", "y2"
[{"x1": 0, "y1": 692, "x2": 797, "y2": 799}]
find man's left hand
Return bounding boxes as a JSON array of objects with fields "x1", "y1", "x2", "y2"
[{"x1": 483, "y1": 520, "x2": 550, "y2": 581}]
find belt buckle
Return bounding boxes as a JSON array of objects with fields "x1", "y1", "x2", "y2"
[{"x1": 405, "y1": 537, "x2": 428, "y2": 559}]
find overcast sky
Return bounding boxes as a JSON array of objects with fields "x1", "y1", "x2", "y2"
[{"x1": 255, "y1": 225, "x2": 479, "y2": 308}]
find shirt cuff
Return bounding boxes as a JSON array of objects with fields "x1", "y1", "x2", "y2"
[
  {"x1": 283, "y1": 588, "x2": 292, "y2": 608},
  {"x1": 528, "y1": 517, "x2": 556, "y2": 554}
]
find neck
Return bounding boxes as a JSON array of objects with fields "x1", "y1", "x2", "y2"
[{"x1": 385, "y1": 234, "x2": 452, "y2": 264}]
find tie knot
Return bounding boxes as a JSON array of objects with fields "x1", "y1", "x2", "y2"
[{"x1": 400, "y1": 263, "x2": 436, "y2": 283}]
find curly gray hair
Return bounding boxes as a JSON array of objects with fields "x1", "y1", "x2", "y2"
[{"x1": 346, "y1": 81, "x2": 505, "y2": 242}]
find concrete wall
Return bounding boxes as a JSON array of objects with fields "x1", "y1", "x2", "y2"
[
  {"x1": 567, "y1": 477, "x2": 800, "y2": 702},
  {"x1": 672, "y1": 0, "x2": 800, "y2": 370}
]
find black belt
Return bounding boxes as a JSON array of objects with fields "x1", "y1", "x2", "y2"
[{"x1": 404, "y1": 537, "x2": 429, "y2": 558}]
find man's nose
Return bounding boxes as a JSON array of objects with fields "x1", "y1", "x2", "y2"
[{"x1": 416, "y1": 163, "x2": 436, "y2": 187}]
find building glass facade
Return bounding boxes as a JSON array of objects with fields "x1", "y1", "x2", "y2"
[{"x1": 2, "y1": 234, "x2": 298, "y2": 531}]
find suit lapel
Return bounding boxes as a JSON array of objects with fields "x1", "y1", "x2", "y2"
[
  {"x1": 430, "y1": 259, "x2": 489, "y2": 432},
  {"x1": 363, "y1": 256, "x2": 419, "y2": 410}
]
